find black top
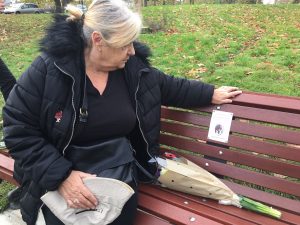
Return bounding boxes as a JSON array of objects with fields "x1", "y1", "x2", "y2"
[{"x1": 72, "y1": 69, "x2": 136, "y2": 144}]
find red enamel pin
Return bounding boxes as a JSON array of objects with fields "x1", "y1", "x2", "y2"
[{"x1": 54, "y1": 111, "x2": 63, "y2": 123}]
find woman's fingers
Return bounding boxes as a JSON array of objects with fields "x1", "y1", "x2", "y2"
[
  {"x1": 212, "y1": 86, "x2": 242, "y2": 105},
  {"x1": 221, "y1": 86, "x2": 239, "y2": 91},
  {"x1": 76, "y1": 184, "x2": 98, "y2": 209},
  {"x1": 59, "y1": 170, "x2": 98, "y2": 209},
  {"x1": 70, "y1": 196, "x2": 93, "y2": 209},
  {"x1": 228, "y1": 90, "x2": 242, "y2": 98},
  {"x1": 66, "y1": 190, "x2": 97, "y2": 209},
  {"x1": 221, "y1": 98, "x2": 233, "y2": 104}
]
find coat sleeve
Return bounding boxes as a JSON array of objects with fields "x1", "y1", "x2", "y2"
[
  {"x1": 155, "y1": 68, "x2": 215, "y2": 107},
  {"x1": 3, "y1": 56, "x2": 72, "y2": 191},
  {"x1": 0, "y1": 57, "x2": 16, "y2": 101}
]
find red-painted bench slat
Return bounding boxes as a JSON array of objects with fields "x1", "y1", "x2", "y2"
[
  {"x1": 160, "y1": 134, "x2": 300, "y2": 179},
  {"x1": 160, "y1": 121, "x2": 300, "y2": 162},
  {"x1": 195, "y1": 103, "x2": 300, "y2": 128},
  {"x1": 140, "y1": 185, "x2": 256, "y2": 225},
  {"x1": 162, "y1": 102, "x2": 300, "y2": 129},
  {"x1": 0, "y1": 153, "x2": 18, "y2": 186},
  {"x1": 161, "y1": 112, "x2": 300, "y2": 145},
  {"x1": 139, "y1": 192, "x2": 224, "y2": 225},
  {"x1": 134, "y1": 210, "x2": 171, "y2": 225},
  {"x1": 231, "y1": 92, "x2": 300, "y2": 114},
  {"x1": 140, "y1": 184, "x2": 293, "y2": 225},
  {"x1": 160, "y1": 148, "x2": 300, "y2": 199},
  {"x1": 0, "y1": 153, "x2": 14, "y2": 171},
  {"x1": 170, "y1": 151, "x2": 300, "y2": 197},
  {"x1": 222, "y1": 181, "x2": 300, "y2": 216},
  {"x1": 162, "y1": 121, "x2": 300, "y2": 163}
]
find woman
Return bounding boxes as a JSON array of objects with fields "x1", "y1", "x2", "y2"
[{"x1": 3, "y1": 0, "x2": 241, "y2": 224}]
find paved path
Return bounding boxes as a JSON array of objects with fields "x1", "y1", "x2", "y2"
[{"x1": 0, "y1": 209, "x2": 45, "y2": 225}]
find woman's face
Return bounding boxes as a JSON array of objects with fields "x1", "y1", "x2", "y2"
[
  {"x1": 100, "y1": 42, "x2": 135, "y2": 70},
  {"x1": 87, "y1": 32, "x2": 136, "y2": 72}
]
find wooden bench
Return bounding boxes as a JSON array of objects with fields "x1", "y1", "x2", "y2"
[
  {"x1": 0, "y1": 150, "x2": 18, "y2": 186},
  {"x1": 135, "y1": 91, "x2": 300, "y2": 225},
  {"x1": 1, "y1": 91, "x2": 300, "y2": 225}
]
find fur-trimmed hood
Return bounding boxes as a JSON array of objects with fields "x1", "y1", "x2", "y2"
[{"x1": 39, "y1": 14, "x2": 151, "y2": 66}]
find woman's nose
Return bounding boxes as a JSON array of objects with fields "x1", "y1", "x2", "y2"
[{"x1": 128, "y1": 44, "x2": 135, "y2": 56}]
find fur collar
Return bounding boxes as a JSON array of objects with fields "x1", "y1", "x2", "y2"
[{"x1": 39, "y1": 14, "x2": 151, "y2": 66}]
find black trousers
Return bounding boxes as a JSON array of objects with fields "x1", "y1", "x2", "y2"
[{"x1": 42, "y1": 183, "x2": 138, "y2": 225}]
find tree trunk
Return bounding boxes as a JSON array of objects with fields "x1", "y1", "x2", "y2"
[
  {"x1": 62, "y1": 0, "x2": 71, "y2": 8},
  {"x1": 54, "y1": 0, "x2": 63, "y2": 13},
  {"x1": 135, "y1": 0, "x2": 142, "y2": 13}
]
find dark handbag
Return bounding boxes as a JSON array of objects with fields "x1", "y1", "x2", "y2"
[{"x1": 65, "y1": 137, "x2": 137, "y2": 185}]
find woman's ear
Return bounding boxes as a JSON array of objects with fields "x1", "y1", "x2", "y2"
[{"x1": 91, "y1": 31, "x2": 103, "y2": 48}]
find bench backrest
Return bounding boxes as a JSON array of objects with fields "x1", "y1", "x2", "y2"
[{"x1": 159, "y1": 92, "x2": 300, "y2": 214}]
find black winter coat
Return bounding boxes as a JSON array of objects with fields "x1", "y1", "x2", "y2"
[{"x1": 3, "y1": 15, "x2": 214, "y2": 225}]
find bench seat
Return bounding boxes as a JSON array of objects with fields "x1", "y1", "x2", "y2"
[{"x1": 139, "y1": 184, "x2": 299, "y2": 225}]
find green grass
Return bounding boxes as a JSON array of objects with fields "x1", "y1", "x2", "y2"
[
  {"x1": 1, "y1": 5, "x2": 300, "y2": 98},
  {"x1": 141, "y1": 4, "x2": 300, "y2": 96},
  {"x1": 0, "y1": 181, "x2": 15, "y2": 212},
  {"x1": 1, "y1": 14, "x2": 51, "y2": 75},
  {"x1": 0, "y1": 4, "x2": 300, "y2": 211},
  {"x1": 0, "y1": 14, "x2": 52, "y2": 107}
]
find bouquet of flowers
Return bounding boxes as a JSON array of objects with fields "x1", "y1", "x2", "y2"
[{"x1": 155, "y1": 152, "x2": 282, "y2": 219}]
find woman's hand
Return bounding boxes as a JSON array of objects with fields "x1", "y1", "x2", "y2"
[
  {"x1": 212, "y1": 86, "x2": 242, "y2": 105},
  {"x1": 58, "y1": 170, "x2": 98, "y2": 209}
]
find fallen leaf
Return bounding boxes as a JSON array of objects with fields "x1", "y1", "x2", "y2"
[{"x1": 245, "y1": 71, "x2": 253, "y2": 76}]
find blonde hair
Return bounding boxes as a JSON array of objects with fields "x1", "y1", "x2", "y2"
[{"x1": 66, "y1": 0, "x2": 142, "y2": 48}]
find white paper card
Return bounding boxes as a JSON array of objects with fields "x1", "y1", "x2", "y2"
[
  {"x1": 156, "y1": 157, "x2": 167, "y2": 168},
  {"x1": 207, "y1": 110, "x2": 233, "y2": 143}
]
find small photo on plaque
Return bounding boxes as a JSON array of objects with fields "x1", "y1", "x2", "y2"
[{"x1": 207, "y1": 110, "x2": 233, "y2": 143}]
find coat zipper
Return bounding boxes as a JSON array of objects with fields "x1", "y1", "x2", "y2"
[
  {"x1": 134, "y1": 70, "x2": 159, "y2": 182},
  {"x1": 134, "y1": 71, "x2": 151, "y2": 159},
  {"x1": 36, "y1": 63, "x2": 77, "y2": 224},
  {"x1": 34, "y1": 62, "x2": 75, "y2": 224},
  {"x1": 54, "y1": 62, "x2": 77, "y2": 155}
]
